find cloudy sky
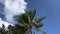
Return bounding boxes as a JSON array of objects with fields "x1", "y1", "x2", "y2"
[
  {"x1": 0, "y1": 0, "x2": 60, "y2": 34},
  {"x1": 0, "y1": 0, "x2": 27, "y2": 28}
]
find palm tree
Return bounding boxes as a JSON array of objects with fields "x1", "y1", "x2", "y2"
[
  {"x1": 15, "y1": 9, "x2": 46, "y2": 34},
  {"x1": 0, "y1": 9, "x2": 46, "y2": 34},
  {"x1": 0, "y1": 24, "x2": 7, "y2": 34}
]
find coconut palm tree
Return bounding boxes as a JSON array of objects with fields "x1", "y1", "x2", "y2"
[
  {"x1": 0, "y1": 9, "x2": 46, "y2": 34},
  {"x1": 0, "y1": 24, "x2": 7, "y2": 34},
  {"x1": 15, "y1": 9, "x2": 46, "y2": 34}
]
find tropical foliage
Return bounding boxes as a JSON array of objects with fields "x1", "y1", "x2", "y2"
[
  {"x1": 14, "y1": 9, "x2": 46, "y2": 34},
  {"x1": 0, "y1": 9, "x2": 46, "y2": 34}
]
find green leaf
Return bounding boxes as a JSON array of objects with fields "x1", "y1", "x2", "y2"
[
  {"x1": 33, "y1": 16, "x2": 46, "y2": 24},
  {"x1": 31, "y1": 9, "x2": 36, "y2": 19},
  {"x1": 15, "y1": 14, "x2": 29, "y2": 24},
  {"x1": 25, "y1": 9, "x2": 36, "y2": 23},
  {"x1": 34, "y1": 23, "x2": 43, "y2": 29}
]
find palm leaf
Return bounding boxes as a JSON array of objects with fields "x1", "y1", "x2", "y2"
[
  {"x1": 33, "y1": 16, "x2": 46, "y2": 24},
  {"x1": 25, "y1": 9, "x2": 36, "y2": 24},
  {"x1": 15, "y1": 14, "x2": 29, "y2": 24},
  {"x1": 34, "y1": 23, "x2": 43, "y2": 29},
  {"x1": 31, "y1": 9, "x2": 36, "y2": 19}
]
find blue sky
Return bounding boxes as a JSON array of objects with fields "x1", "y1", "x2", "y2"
[
  {"x1": 27, "y1": 0, "x2": 60, "y2": 34},
  {"x1": 0, "y1": 0, "x2": 60, "y2": 34},
  {"x1": 0, "y1": 2, "x2": 5, "y2": 20}
]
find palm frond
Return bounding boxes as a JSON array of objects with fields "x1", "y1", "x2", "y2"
[
  {"x1": 15, "y1": 14, "x2": 29, "y2": 24},
  {"x1": 33, "y1": 16, "x2": 46, "y2": 24},
  {"x1": 31, "y1": 9, "x2": 36, "y2": 19},
  {"x1": 25, "y1": 9, "x2": 36, "y2": 24},
  {"x1": 34, "y1": 23, "x2": 43, "y2": 29}
]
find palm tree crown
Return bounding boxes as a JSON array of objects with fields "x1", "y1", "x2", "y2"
[
  {"x1": 0, "y1": 9, "x2": 46, "y2": 34},
  {"x1": 15, "y1": 9, "x2": 46, "y2": 34}
]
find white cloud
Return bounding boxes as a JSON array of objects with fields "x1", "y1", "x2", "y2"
[
  {"x1": 4, "y1": 0, "x2": 27, "y2": 23},
  {"x1": 0, "y1": 0, "x2": 27, "y2": 27},
  {"x1": 0, "y1": 0, "x2": 27, "y2": 28},
  {"x1": 0, "y1": 18, "x2": 13, "y2": 28}
]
